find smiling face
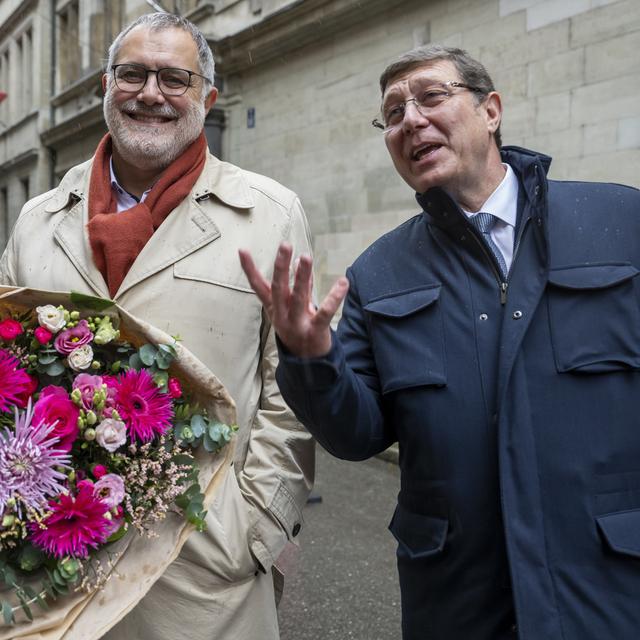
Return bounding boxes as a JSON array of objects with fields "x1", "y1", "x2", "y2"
[
  {"x1": 382, "y1": 59, "x2": 503, "y2": 209},
  {"x1": 102, "y1": 26, "x2": 216, "y2": 171}
]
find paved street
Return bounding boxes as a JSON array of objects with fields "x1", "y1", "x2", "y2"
[{"x1": 278, "y1": 448, "x2": 402, "y2": 640}]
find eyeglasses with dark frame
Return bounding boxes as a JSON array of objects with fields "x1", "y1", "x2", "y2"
[
  {"x1": 111, "y1": 63, "x2": 213, "y2": 97},
  {"x1": 372, "y1": 81, "x2": 485, "y2": 133}
]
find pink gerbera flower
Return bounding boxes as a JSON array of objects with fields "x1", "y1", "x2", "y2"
[
  {"x1": 112, "y1": 369, "x2": 173, "y2": 442},
  {"x1": 0, "y1": 348, "x2": 36, "y2": 411},
  {"x1": 29, "y1": 484, "x2": 112, "y2": 558}
]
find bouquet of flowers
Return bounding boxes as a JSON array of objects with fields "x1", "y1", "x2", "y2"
[{"x1": 0, "y1": 286, "x2": 236, "y2": 639}]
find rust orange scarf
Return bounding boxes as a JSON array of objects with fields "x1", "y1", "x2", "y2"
[{"x1": 87, "y1": 132, "x2": 206, "y2": 297}]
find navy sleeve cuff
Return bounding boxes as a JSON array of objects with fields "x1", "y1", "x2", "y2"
[{"x1": 276, "y1": 331, "x2": 345, "y2": 390}]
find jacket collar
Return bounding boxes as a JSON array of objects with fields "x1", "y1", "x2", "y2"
[
  {"x1": 415, "y1": 145, "x2": 552, "y2": 231},
  {"x1": 49, "y1": 151, "x2": 255, "y2": 300}
]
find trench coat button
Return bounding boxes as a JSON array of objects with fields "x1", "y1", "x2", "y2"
[
  {"x1": 512, "y1": 310, "x2": 523, "y2": 319},
  {"x1": 479, "y1": 313, "x2": 488, "y2": 321},
  {"x1": 292, "y1": 523, "x2": 301, "y2": 537}
]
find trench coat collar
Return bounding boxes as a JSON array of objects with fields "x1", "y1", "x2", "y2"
[{"x1": 49, "y1": 151, "x2": 255, "y2": 300}]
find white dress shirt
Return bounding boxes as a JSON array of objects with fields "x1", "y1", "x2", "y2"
[
  {"x1": 109, "y1": 156, "x2": 151, "y2": 212},
  {"x1": 462, "y1": 163, "x2": 519, "y2": 272}
]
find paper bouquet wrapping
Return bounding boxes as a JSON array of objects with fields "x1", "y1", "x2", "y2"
[{"x1": 0, "y1": 286, "x2": 236, "y2": 639}]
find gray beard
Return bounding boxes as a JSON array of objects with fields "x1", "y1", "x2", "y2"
[{"x1": 103, "y1": 91, "x2": 205, "y2": 171}]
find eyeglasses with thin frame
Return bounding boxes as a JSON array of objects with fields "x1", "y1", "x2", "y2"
[
  {"x1": 111, "y1": 63, "x2": 212, "y2": 97},
  {"x1": 372, "y1": 81, "x2": 485, "y2": 133}
]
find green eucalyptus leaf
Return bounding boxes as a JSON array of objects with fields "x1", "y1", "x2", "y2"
[
  {"x1": 17, "y1": 595, "x2": 33, "y2": 621},
  {"x1": 2, "y1": 599, "x2": 13, "y2": 625},
  {"x1": 128, "y1": 353, "x2": 143, "y2": 370},
  {"x1": 190, "y1": 414, "x2": 206, "y2": 438},
  {"x1": 1, "y1": 564, "x2": 16, "y2": 586},
  {"x1": 138, "y1": 344, "x2": 158, "y2": 366},
  {"x1": 208, "y1": 421, "x2": 223, "y2": 442},
  {"x1": 155, "y1": 350, "x2": 172, "y2": 370},
  {"x1": 70, "y1": 291, "x2": 115, "y2": 311},
  {"x1": 45, "y1": 360, "x2": 65, "y2": 377},
  {"x1": 203, "y1": 431, "x2": 217, "y2": 452},
  {"x1": 37, "y1": 353, "x2": 58, "y2": 365}
]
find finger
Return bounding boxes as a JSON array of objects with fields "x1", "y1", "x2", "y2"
[
  {"x1": 312, "y1": 277, "x2": 349, "y2": 330},
  {"x1": 290, "y1": 254, "x2": 314, "y2": 321},
  {"x1": 270, "y1": 243, "x2": 294, "y2": 323},
  {"x1": 239, "y1": 249, "x2": 272, "y2": 307}
]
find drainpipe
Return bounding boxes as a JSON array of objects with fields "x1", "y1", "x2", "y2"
[{"x1": 48, "y1": 0, "x2": 57, "y2": 189}]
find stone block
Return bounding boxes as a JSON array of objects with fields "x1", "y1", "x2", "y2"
[
  {"x1": 536, "y1": 91, "x2": 571, "y2": 133},
  {"x1": 479, "y1": 19, "x2": 569, "y2": 70},
  {"x1": 528, "y1": 48, "x2": 585, "y2": 97},
  {"x1": 463, "y1": 10, "x2": 525, "y2": 57},
  {"x1": 571, "y1": 73, "x2": 640, "y2": 126},
  {"x1": 431, "y1": 0, "x2": 500, "y2": 40},
  {"x1": 499, "y1": 0, "x2": 541, "y2": 17},
  {"x1": 585, "y1": 29, "x2": 640, "y2": 84},
  {"x1": 526, "y1": 0, "x2": 590, "y2": 31},
  {"x1": 500, "y1": 97, "x2": 536, "y2": 141},
  {"x1": 617, "y1": 116, "x2": 640, "y2": 151},
  {"x1": 582, "y1": 119, "x2": 618, "y2": 155},
  {"x1": 523, "y1": 127, "x2": 583, "y2": 159},
  {"x1": 570, "y1": 0, "x2": 640, "y2": 47}
]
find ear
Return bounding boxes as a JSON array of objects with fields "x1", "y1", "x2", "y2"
[
  {"x1": 483, "y1": 91, "x2": 502, "y2": 137},
  {"x1": 204, "y1": 87, "x2": 218, "y2": 116},
  {"x1": 102, "y1": 74, "x2": 108, "y2": 94}
]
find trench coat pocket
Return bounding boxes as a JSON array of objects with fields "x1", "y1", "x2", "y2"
[
  {"x1": 364, "y1": 285, "x2": 446, "y2": 394},
  {"x1": 596, "y1": 509, "x2": 640, "y2": 559},
  {"x1": 547, "y1": 263, "x2": 640, "y2": 373},
  {"x1": 389, "y1": 503, "x2": 448, "y2": 560}
]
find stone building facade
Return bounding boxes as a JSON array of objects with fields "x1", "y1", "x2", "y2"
[{"x1": 0, "y1": 0, "x2": 638, "y2": 296}]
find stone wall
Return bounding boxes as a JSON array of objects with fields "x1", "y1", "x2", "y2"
[{"x1": 221, "y1": 0, "x2": 640, "y2": 296}]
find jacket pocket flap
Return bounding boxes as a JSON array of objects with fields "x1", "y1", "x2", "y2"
[
  {"x1": 364, "y1": 285, "x2": 441, "y2": 318},
  {"x1": 388, "y1": 503, "x2": 448, "y2": 559},
  {"x1": 596, "y1": 509, "x2": 640, "y2": 558},
  {"x1": 548, "y1": 264, "x2": 639, "y2": 290}
]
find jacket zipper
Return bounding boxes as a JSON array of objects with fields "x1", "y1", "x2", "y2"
[{"x1": 468, "y1": 217, "x2": 531, "y2": 306}]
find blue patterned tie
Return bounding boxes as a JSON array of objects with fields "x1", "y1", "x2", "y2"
[{"x1": 469, "y1": 212, "x2": 508, "y2": 279}]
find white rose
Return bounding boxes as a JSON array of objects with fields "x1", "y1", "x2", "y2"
[
  {"x1": 36, "y1": 305, "x2": 66, "y2": 333},
  {"x1": 95, "y1": 419, "x2": 127, "y2": 452},
  {"x1": 68, "y1": 344, "x2": 93, "y2": 371}
]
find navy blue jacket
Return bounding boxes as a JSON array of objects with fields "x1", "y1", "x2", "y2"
[{"x1": 277, "y1": 147, "x2": 640, "y2": 639}]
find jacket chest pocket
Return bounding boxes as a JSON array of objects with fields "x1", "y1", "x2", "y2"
[
  {"x1": 363, "y1": 285, "x2": 446, "y2": 394},
  {"x1": 547, "y1": 263, "x2": 640, "y2": 373}
]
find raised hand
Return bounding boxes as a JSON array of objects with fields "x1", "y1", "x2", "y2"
[{"x1": 239, "y1": 243, "x2": 349, "y2": 358}]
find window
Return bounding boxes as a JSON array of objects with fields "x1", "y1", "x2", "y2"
[
  {"x1": 0, "y1": 187, "x2": 8, "y2": 249},
  {"x1": 57, "y1": 0, "x2": 80, "y2": 90},
  {"x1": 21, "y1": 28, "x2": 32, "y2": 112},
  {"x1": 0, "y1": 50, "x2": 8, "y2": 125}
]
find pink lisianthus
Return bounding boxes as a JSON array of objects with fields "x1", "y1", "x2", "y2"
[
  {"x1": 93, "y1": 474, "x2": 125, "y2": 509},
  {"x1": 0, "y1": 318, "x2": 23, "y2": 341},
  {"x1": 167, "y1": 377, "x2": 182, "y2": 399},
  {"x1": 34, "y1": 326, "x2": 54, "y2": 344},
  {"x1": 29, "y1": 484, "x2": 112, "y2": 558},
  {"x1": 72, "y1": 373, "x2": 103, "y2": 410},
  {"x1": 54, "y1": 319, "x2": 93, "y2": 355},
  {"x1": 33, "y1": 386, "x2": 80, "y2": 452}
]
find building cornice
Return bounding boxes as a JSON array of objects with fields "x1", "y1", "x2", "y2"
[
  {"x1": 211, "y1": 0, "x2": 400, "y2": 74},
  {"x1": 0, "y1": 0, "x2": 38, "y2": 43},
  {"x1": 51, "y1": 69, "x2": 103, "y2": 108},
  {"x1": 0, "y1": 146, "x2": 37, "y2": 172},
  {"x1": 41, "y1": 103, "x2": 105, "y2": 149}
]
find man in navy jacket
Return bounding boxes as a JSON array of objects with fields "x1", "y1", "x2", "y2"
[{"x1": 240, "y1": 45, "x2": 640, "y2": 639}]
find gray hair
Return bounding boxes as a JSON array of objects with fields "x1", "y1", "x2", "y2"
[
  {"x1": 106, "y1": 12, "x2": 215, "y2": 97},
  {"x1": 379, "y1": 45, "x2": 501, "y2": 147}
]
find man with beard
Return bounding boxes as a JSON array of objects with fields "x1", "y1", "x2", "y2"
[
  {"x1": 0, "y1": 13, "x2": 314, "y2": 640},
  {"x1": 240, "y1": 45, "x2": 640, "y2": 639}
]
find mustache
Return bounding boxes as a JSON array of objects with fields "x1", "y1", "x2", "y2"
[{"x1": 118, "y1": 99, "x2": 179, "y2": 119}]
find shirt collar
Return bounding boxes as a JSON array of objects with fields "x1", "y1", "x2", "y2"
[
  {"x1": 462, "y1": 163, "x2": 518, "y2": 227},
  {"x1": 109, "y1": 156, "x2": 151, "y2": 210}
]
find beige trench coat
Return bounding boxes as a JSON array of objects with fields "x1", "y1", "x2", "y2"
[{"x1": 0, "y1": 151, "x2": 315, "y2": 640}]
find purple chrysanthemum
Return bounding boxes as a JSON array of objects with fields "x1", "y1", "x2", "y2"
[
  {"x1": 0, "y1": 401, "x2": 71, "y2": 518},
  {"x1": 29, "y1": 484, "x2": 111, "y2": 558},
  {"x1": 112, "y1": 369, "x2": 173, "y2": 442}
]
